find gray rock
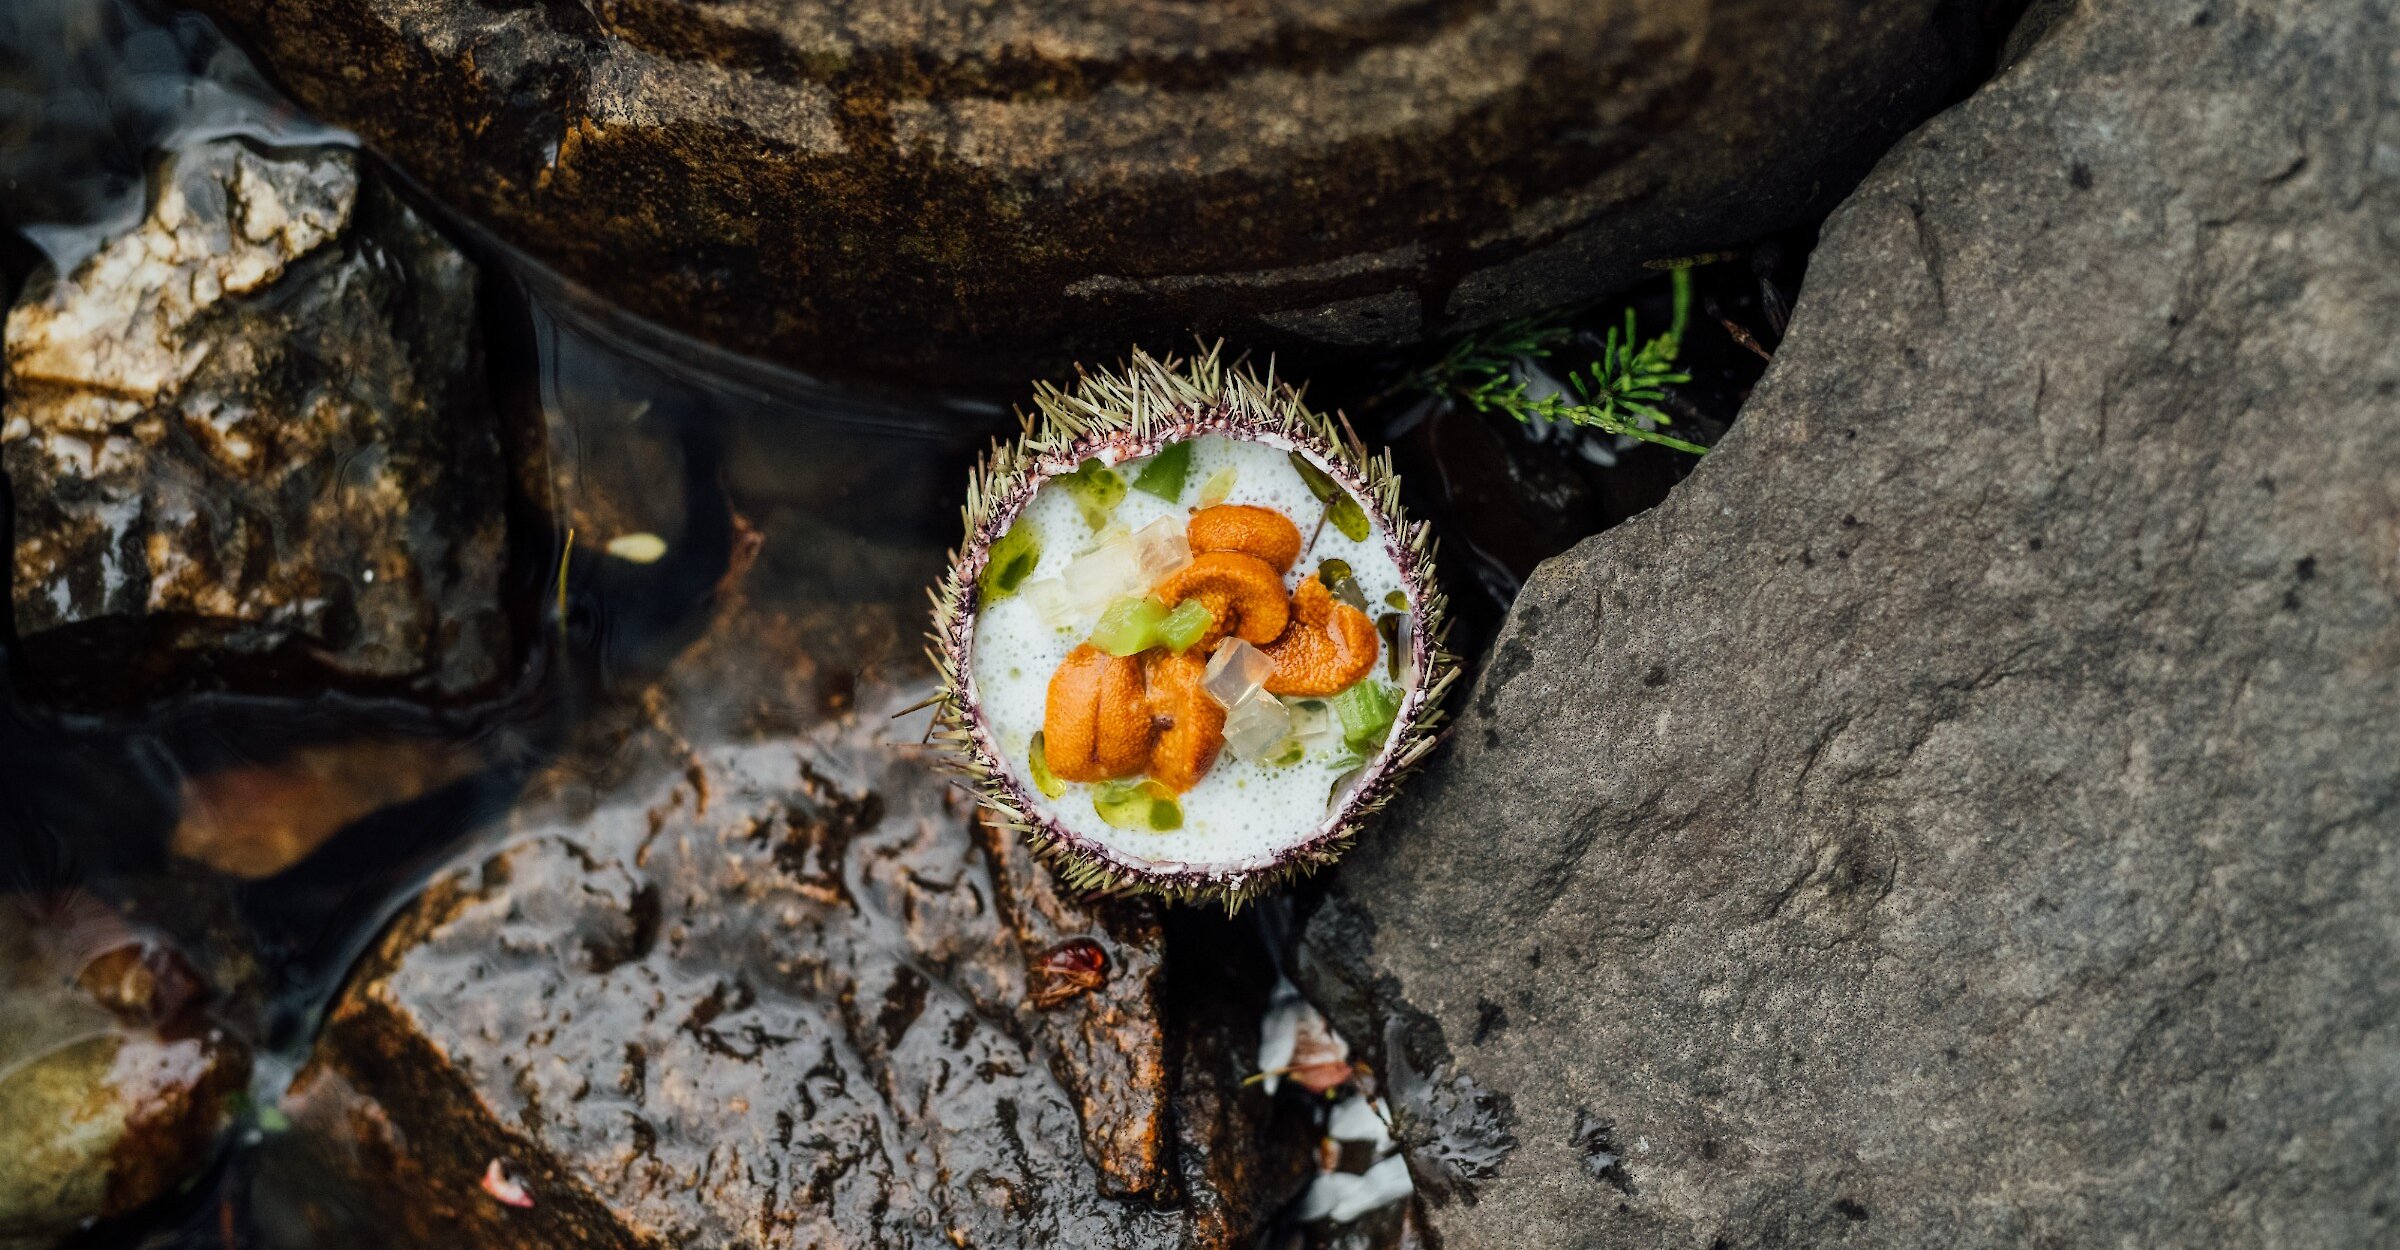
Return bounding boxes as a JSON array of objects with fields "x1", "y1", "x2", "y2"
[
  {"x1": 1299, "y1": 2, "x2": 2400, "y2": 1246},
  {"x1": 2, "y1": 137, "x2": 511, "y2": 702},
  {"x1": 190, "y1": 0, "x2": 1998, "y2": 385}
]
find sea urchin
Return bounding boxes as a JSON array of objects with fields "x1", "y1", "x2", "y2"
[{"x1": 931, "y1": 347, "x2": 1455, "y2": 907}]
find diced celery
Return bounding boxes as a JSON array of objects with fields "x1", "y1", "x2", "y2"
[
  {"x1": 1197, "y1": 466, "x2": 1238, "y2": 507},
  {"x1": 1333, "y1": 681, "x2": 1400, "y2": 757},
  {"x1": 1059, "y1": 458, "x2": 1126, "y2": 529},
  {"x1": 1222, "y1": 691, "x2": 1292, "y2": 760},
  {"x1": 1319, "y1": 558, "x2": 1369, "y2": 610},
  {"x1": 1094, "y1": 779, "x2": 1182, "y2": 831},
  {"x1": 1091, "y1": 596, "x2": 1167, "y2": 656},
  {"x1": 1028, "y1": 732, "x2": 1067, "y2": 798},
  {"x1": 1156, "y1": 598, "x2": 1212, "y2": 653},
  {"x1": 977, "y1": 519, "x2": 1042, "y2": 603},
  {"x1": 1130, "y1": 441, "x2": 1194, "y2": 501},
  {"x1": 1203, "y1": 638, "x2": 1275, "y2": 709},
  {"x1": 1128, "y1": 515, "x2": 1192, "y2": 582}
]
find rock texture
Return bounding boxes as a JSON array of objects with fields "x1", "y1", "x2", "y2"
[
  {"x1": 193, "y1": 0, "x2": 1995, "y2": 384},
  {"x1": 282, "y1": 602, "x2": 1299, "y2": 1248},
  {"x1": 1299, "y1": 1, "x2": 2400, "y2": 1246},
  {"x1": 2, "y1": 137, "x2": 511, "y2": 702},
  {"x1": 0, "y1": 897, "x2": 249, "y2": 1250}
]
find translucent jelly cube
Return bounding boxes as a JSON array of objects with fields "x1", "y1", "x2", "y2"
[
  {"x1": 1203, "y1": 638, "x2": 1275, "y2": 709},
  {"x1": 1128, "y1": 515, "x2": 1192, "y2": 582},
  {"x1": 1285, "y1": 697, "x2": 1339, "y2": 748},
  {"x1": 1020, "y1": 577, "x2": 1078, "y2": 627},
  {"x1": 1222, "y1": 690, "x2": 1292, "y2": 760},
  {"x1": 1061, "y1": 540, "x2": 1143, "y2": 613}
]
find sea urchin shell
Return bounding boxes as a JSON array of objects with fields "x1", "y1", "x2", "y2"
[{"x1": 930, "y1": 346, "x2": 1455, "y2": 907}]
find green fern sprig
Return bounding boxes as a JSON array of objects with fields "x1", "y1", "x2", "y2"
[{"x1": 1411, "y1": 269, "x2": 1708, "y2": 456}]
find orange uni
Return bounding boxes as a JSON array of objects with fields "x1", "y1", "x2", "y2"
[
  {"x1": 1262, "y1": 575, "x2": 1380, "y2": 697},
  {"x1": 1143, "y1": 651, "x2": 1226, "y2": 792},
  {"x1": 1044, "y1": 644, "x2": 1155, "y2": 781},
  {"x1": 1151, "y1": 551, "x2": 1290, "y2": 650},
  {"x1": 1187, "y1": 504, "x2": 1303, "y2": 573}
]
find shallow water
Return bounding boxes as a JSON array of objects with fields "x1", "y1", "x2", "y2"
[{"x1": 0, "y1": 2, "x2": 1788, "y2": 1245}]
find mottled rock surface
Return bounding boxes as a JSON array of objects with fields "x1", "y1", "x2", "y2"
[
  {"x1": 0, "y1": 897, "x2": 249, "y2": 1250},
  {"x1": 284, "y1": 603, "x2": 1298, "y2": 1248},
  {"x1": 194, "y1": 0, "x2": 1995, "y2": 384},
  {"x1": 1301, "y1": 1, "x2": 2400, "y2": 1246},
  {"x1": 2, "y1": 137, "x2": 510, "y2": 701}
]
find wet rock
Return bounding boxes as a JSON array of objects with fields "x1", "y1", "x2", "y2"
[
  {"x1": 1300, "y1": 2, "x2": 2400, "y2": 1246},
  {"x1": 171, "y1": 738, "x2": 484, "y2": 879},
  {"x1": 282, "y1": 601, "x2": 1290, "y2": 1248},
  {"x1": 0, "y1": 896, "x2": 249, "y2": 1250},
  {"x1": 2, "y1": 136, "x2": 512, "y2": 704},
  {"x1": 191, "y1": 0, "x2": 1997, "y2": 385}
]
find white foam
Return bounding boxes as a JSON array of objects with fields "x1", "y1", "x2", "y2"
[{"x1": 969, "y1": 434, "x2": 1415, "y2": 874}]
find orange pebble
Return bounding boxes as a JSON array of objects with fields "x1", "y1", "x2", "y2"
[
  {"x1": 1152, "y1": 551, "x2": 1290, "y2": 649},
  {"x1": 1262, "y1": 575, "x2": 1380, "y2": 697},
  {"x1": 1044, "y1": 644, "x2": 1155, "y2": 781},
  {"x1": 1143, "y1": 651, "x2": 1227, "y2": 793},
  {"x1": 1187, "y1": 504, "x2": 1303, "y2": 573}
]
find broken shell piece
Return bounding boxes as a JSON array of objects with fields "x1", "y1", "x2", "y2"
[
  {"x1": 934, "y1": 346, "x2": 1454, "y2": 905},
  {"x1": 481, "y1": 1159, "x2": 534, "y2": 1208}
]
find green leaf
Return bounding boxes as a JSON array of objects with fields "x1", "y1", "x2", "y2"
[
  {"x1": 1059, "y1": 458, "x2": 1126, "y2": 529},
  {"x1": 1028, "y1": 732, "x2": 1066, "y2": 799},
  {"x1": 1318, "y1": 559, "x2": 1369, "y2": 611},
  {"x1": 977, "y1": 519, "x2": 1042, "y2": 603},
  {"x1": 1288, "y1": 452, "x2": 1372, "y2": 541},
  {"x1": 1094, "y1": 779, "x2": 1182, "y2": 831},
  {"x1": 1130, "y1": 441, "x2": 1194, "y2": 501},
  {"x1": 1090, "y1": 596, "x2": 1166, "y2": 656}
]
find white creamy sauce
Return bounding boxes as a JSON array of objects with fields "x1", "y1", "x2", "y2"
[{"x1": 969, "y1": 434, "x2": 1414, "y2": 872}]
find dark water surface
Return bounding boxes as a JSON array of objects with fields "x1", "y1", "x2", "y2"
[{"x1": 0, "y1": 3, "x2": 1787, "y2": 1245}]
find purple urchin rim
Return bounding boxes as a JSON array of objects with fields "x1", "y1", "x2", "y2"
[{"x1": 939, "y1": 402, "x2": 1440, "y2": 897}]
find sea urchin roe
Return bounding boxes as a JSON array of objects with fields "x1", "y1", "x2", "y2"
[
  {"x1": 1044, "y1": 644, "x2": 1154, "y2": 781},
  {"x1": 1262, "y1": 575, "x2": 1380, "y2": 696},
  {"x1": 1153, "y1": 551, "x2": 1290, "y2": 649},
  {"x1": 1130, "y1": 440, "x2": 1194, "y2": 501},
  {"x1": 1143, "y1": 651, "x2": 1226, "y2": 792},
  {"x1": 1058, "y1": 458, "x2": 1127, "y2": 529},
  {"x1": 1093, "y1": 778, "x2": 1183, "y2": 831},
  {"x1": 1188, "y1": 504, "x2": 1303, "y2": 573},
  {"x1": 978, "y1": 519, "x2": 1042, "y2": 603}
]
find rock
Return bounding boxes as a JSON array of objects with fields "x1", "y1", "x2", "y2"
[
  {"x1": 1298, "y1": 1, "x2": 2400, "y2": 1246},
  {"x1": 0, "y1": 896, "x2": 249, "y2": 1250},
  {"x1": 282, "y1": 601, "x2": 1297, "y2": 1248},
  {"x1": 190, "y1": 0, "x2": 1998, "y2": 384},
  {"x1": 2, "y1": 136, "x2": 512, "y2": 705},
  {"x1": 171, "y1": 738, "x2": 484, "y2": 879}
]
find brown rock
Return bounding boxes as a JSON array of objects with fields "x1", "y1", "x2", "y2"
[
  {"x1": 282, "y1": 601, "x2": 1292, "y2": 1248},
  {"x1": 1, "y1": 137, "x2": 513, "y2": 704},
  {"x1": 0, "y1": 896, "x2": 249, "y2": 1250},
  {"x1": 191, "y1": 0, "x2": 1996, "y2": 384}
]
